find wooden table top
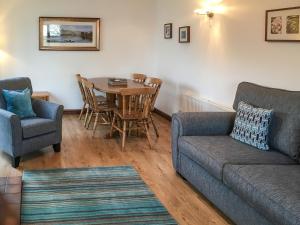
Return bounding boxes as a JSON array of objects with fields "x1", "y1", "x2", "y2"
[{"x1": 89, "y1": 78, "x2": 145, "y2": 94}]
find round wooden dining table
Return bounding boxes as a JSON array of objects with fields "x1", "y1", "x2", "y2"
[{"x1": 88, "y1": 77, "x2": 145, "y2": 94}]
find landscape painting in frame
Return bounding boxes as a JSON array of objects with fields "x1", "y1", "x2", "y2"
[
  {"x1": 39, "y1": 17, "x2": 100, "y2": 51},
  {"x1": 265, "y1": 7, "x2": 300, "y2": 42}
]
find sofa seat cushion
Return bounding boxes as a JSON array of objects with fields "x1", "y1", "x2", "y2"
[
  {"x1": 21, "y1": 117, "x2": 56, "y2": 139},
  {"x1": 178, "y1": 136, "x2": 296, "y2": 181},
  {"x1": 223, "y1": 165, "x2": 300, "y2": 225}
]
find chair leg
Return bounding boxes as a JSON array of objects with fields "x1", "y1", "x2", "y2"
[
  {"x1": 121, "y1": 121, "x2": 127, "y2": 151},
  {"x1": 110, "y1": 114, "x2": 116, "y2": 138},
  {"x1": 84, "y1": 108, "x2": 90, "y2": 127},
  {"x1": 150, "y1": 114, "x2": 159, "y2": 138},
  {"x1": 92, "y1": 113, "x2": 99, "y2": 137},
  {"x1": 53, "y1": 143, "x2": 61, "y2": 153},
  {"x1": 12, "y1": 156, "x2": 21, "y2": 168},
  {"x1": 143, "y1": 121, "x2": 152, "y2": 149},
  {"x1": 79, "y1": 103, "x2": 86, "y2": 120},
  {"x1": 87, "y1": 111, "x2": 93, "y2": 129}
]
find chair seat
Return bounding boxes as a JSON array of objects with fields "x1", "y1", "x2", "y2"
[
  {"x1": 223, "y1": 165, "x2": 300, "y2": 225},
  {"x1": 178, "y1": 136, "x2": 296, "y2": 181},
  {"x1": 96, "y1": 95, "x2": 107, "y2": 104},
  {"x1": 21, "y1": 117, "x2": 57, "y2": 139}
]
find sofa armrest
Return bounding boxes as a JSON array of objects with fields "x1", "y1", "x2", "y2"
[
  {"x1": 32, "y1": 99, "x2": 64, "y2": 121},
  {"x1": 171, "y1": 112, "x2": 236, "y2": 170},
  {"x1": 0, "y1": 109, "x2": 22, "y2": 157}
]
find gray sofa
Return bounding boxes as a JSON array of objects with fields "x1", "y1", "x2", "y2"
[
  {"x1": 0, "y1": 77, "x2": 64, "y2": 168},
  {"x1": 172, "y1": 82, "x2": 300, "y2": 225}
]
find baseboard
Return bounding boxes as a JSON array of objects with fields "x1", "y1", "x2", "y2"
[
  {"x1": 154, "y1": 108, "x2": 172, "y2": 121},
  {"x1": 64, "y1": 109, "x2": 81, "y2": 115}
]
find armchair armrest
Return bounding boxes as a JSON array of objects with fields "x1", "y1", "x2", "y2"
[
  {"x1": 0, "y1": 109, "x2": 22, "y2": 157},
  {"x1": 32, "y1": 99, "x2": 64, "y2": 121},
  {"x1": 171, "y1": 112, "x2": 236, "y2": 170}
]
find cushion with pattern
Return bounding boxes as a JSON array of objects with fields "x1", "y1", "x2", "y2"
[{"x1": 231, "y1": 101, "x2": 273, "y2": 150}]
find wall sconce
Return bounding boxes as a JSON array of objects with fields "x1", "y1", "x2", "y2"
[
  {"x1": 194, "y1": 9, "x2": 214, "y2": 18},
  {"x1": 194, "y1": 0, "x2": 224, "y2": 18}
]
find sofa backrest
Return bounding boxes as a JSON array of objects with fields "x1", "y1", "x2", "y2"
[
  {"x1": 233, "y1": 82, "x2": 300, "y2": 161},
  {"x1": 0, "y1": 77, "x2": 33, "y2": 109}
]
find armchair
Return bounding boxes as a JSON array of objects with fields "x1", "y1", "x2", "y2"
[{"x1": 0, "y1": 77, "x2": 63, "y2": 168}]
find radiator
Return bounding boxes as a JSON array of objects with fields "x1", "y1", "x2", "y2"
[{"x1": 179, "y1": 94, "x2": 232, "y2": 112}]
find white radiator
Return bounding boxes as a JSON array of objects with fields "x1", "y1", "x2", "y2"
[{"x1": 179, "y1": 94, "x2": 232, "y2": 112}]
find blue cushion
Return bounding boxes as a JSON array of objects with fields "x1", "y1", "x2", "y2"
[
  {"x1": 2, "y1": 88, "x2": 36, "y2": 119},
  {"x1": 231, "y1": 101, "x2": 273, "y2": 150}
]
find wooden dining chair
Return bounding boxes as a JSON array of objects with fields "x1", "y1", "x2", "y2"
[
  {"x1": 144, "y1": 77, "x2": 163, "y2": 137},
  {"x1": 76, "y1": 74, "x2": 88, "y2": 120},
  {"x1": 132, "y1": 73, "x2": 147, "y2": 83},
  {"x1": 76, "y1": 74, "x2": 108, "y2": 127},
  {"x1": 110, "y1": 87, "x2": 156, "y2": 151},
  {"x1": 82, "y1": 79, "x2": 114, "y2": 136}
]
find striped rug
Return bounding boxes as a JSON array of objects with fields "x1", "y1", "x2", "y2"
[{"x1": 21, "y1": 166, "x2": 177, "y2": 225}]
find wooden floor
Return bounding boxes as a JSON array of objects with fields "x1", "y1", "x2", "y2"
[{"x1": 0, "y1": 114, "x2": 232, "y2": 225}]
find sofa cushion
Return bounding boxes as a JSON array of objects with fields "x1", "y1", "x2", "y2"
[
  {"x1": 231, "y1": 101, "x2": 273, "y2": 151},
  {"x1": 178, "y1": 136, "x2": 296, "y2": 181},
  {"x1": 21, "y1": 117, "x2": 56, "y2": 139},
  {"x1": 233, "y1": 82, "x2": 300, "y2": 161},
  {"x1": 223, "y1": 165, "x2": 300, "y2": 225}
]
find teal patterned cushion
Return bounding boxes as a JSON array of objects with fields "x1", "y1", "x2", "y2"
[
  {"x1": 230, "y1": 101, "x2": 273, "y2": 150},
  {"x1": 2, "y1": 88, "x2": 36, "y2": 119}
]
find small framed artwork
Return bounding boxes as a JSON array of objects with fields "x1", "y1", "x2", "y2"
[
  {"x1": 39, "y1": 17, "x2": 100, "y2": 51},
  {"x1": 179, "y1": 26, "x2": 190, "y2": 43},
  {"x1": 265, "y1": 7, "x2": 300, "y2": 42},
  {"x1": 164, "y1": 23, "x2": 173, "y2": 39}
]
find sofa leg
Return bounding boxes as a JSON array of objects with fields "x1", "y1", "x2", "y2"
[
  {"x1": 53, "y1": 143, "x2": 61, "y2": 153},
  {"x1": 12, "y1": 157, "x2": 21, "y2": 168}
]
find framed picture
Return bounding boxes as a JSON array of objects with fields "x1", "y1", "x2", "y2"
[
  {"x1": 265, "y1": 7, "x2": 300, "y2": 42},
  {"x1": 164, "y1": 23, "x2": 172, "y2": 39},
  {"x1": 39, "y1": 17, "x2": 100, "y2": 51},
  {"x1": 179, "y1": 26, "x2": 190, "y2": 43}
]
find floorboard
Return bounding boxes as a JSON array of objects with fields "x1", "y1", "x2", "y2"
[{"x1": 0, "y1": 114, "x2": 232, "y2": 225}]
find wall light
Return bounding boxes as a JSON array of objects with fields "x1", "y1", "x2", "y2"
[
  {"x1": 194, "y1": 9, "x2": 215, "y2": 18},
  {"x1": 194, "y1": 0, "x2": 224, "y2": 18}
]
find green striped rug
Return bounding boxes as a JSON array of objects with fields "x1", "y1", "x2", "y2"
[{"x1": 21, "y1": 166, "x2": 177, "y2": 225}]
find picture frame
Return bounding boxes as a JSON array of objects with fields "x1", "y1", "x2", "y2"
[
  {"x1": 179, "y1": 26, "x2": 190, "y2": 43},
  {"x1": 265, "y1": 7, "x2": 300, "y2": 42},
  {"x1": 164, "y1": 23, "x2": 173, "y2": 39},
  {"x1": 39, "y1": 17, "x2": 100, "y2": 51}
]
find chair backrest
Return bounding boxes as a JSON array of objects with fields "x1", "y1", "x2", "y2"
[
  {"x1": 233, "y1": 82, "x2": 300, "y2": 161},
  {"x1": 76, "y1": 74, "x2": 87, "y2": 103},
  {"x1": 0, "y1": 77, "x2": 33, "y2": 109},
  {"x1": 119, "y1": 87, "x2": 156, "y2": 119},
  {"x1": 132, "y1": 74, "x2": 147, "y2": 84},
  {"x1": 145, "y1": 77, "x2": 162, "y2": 111},
  {"x1": 81, "y1": 79, "x2": 98, "y2": 111}
]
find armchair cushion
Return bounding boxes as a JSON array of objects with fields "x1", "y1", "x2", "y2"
[
  {"x1": 21, "y1": 118, "x2": 56, "y2": 139},
  {"x1": 2, "y1": 88, "x2": 36, "y2": 119},
  {"x1": 178, "y1": 136, "x2": 296, "y2": 181}
]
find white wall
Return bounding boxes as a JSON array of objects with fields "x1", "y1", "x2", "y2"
[
  {"x1": 0, "y1": 0, "x2": 156, "y2": 109},
  {"x1": 1, "y1": 0, "x2": 299, "y2": 113},
  {"x1": 154, "y1": 0, "x2": 300, "y2": 115}
]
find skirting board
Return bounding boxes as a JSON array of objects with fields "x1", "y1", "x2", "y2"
[
  {"x1": 64, "y1": 108, "x2": 172, "y2": 121},
  {"x1": 64, "y1": 109, "x2": 81, "y2": 115},
  {"x1": 153, "y1": 108, "x2": 172, "y2": 121}
]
